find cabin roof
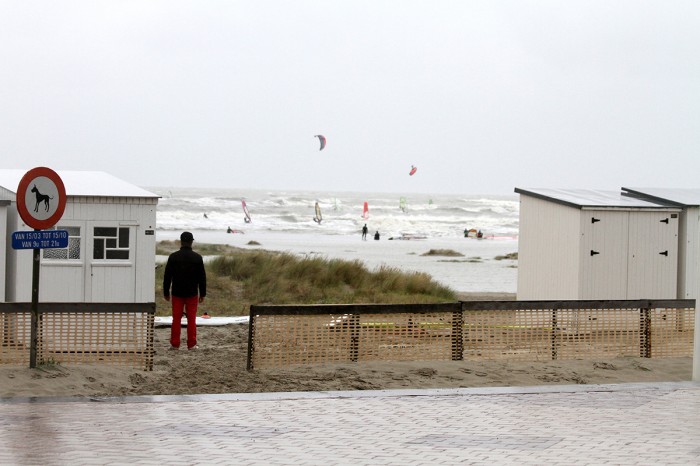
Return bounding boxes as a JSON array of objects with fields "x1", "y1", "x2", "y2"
[
  {"x1": 0, "y1": 169, "x2": 159, "y2": 198},
  {"x1": 622, "y1": 187, "x2": 700, "y2": 207},
  {"x1": 515, "y1": 187, "x2": 677, "y2": 209}
]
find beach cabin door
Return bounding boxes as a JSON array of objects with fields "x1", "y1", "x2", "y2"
[
  {"x1": 86, "y1": 223, "x2": 136, "y2": 302},
  {"x1": 580, "y1": 210, "x2": 678, "y2": 299},
  {"x1": 39, "y1": 224, "x2": 85, "y2": 302},
  {"x1": 580, "y1": 211, "x2": 629, "y2": 299},
  {"x1": 626, "y1": 212, "x2": 678, "y2": 299}
]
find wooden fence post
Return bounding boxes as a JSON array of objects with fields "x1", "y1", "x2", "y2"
[
  {"x1": 639, "y1": 307, "x2": 651, "y2": 358},
  {"x1": 246, "y1": 309, "x2": 256, "y2": 371},
  {"x1": 349, "y1": 313, "x2": 360, "y2": 362},
  {"x1": 551, "y1": 308, "x2": 558, "y2": 360},
  {"x1": 452, "y1": 310, "x2": 463, "y2": 361}
]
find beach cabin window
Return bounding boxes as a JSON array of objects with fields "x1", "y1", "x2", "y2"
[
  {"x1": 42, "y1": 226, "x2": 81, "y2": 260},
  {"x1": 93, "y1": 227, "x2": 130, "y2": 260}
]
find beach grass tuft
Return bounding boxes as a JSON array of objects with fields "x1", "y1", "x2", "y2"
[
  {"x1": 420, "y1": 249, "x2": 464, "y2": 257},
  {"x1": 156, "y1": 242, "x2": 456, "y2": 315},
  {"x1": 156, "y1": 240, "x2": 241, "y2": 256}
]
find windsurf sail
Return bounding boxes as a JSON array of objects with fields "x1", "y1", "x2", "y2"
[
  {"x1": 313, "y1": 201, "x2": 322, "y2": 224},
  {"x1": 315, "y1": 134, "x2": 326, "y2": 151},
  {"x1": 362, "y1": 201, "x2": 369, "y2": 219},
  {"x1": 399, "y1": 197, "x2": 407, "y2": 212},
  {"x1": 409, "y1": 165, "x2": 417, "y2": 176},
  {"x1": 242, "y1": 199, "x2": 251, "y2": 223}
]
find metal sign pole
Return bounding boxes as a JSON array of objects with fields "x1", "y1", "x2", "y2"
[
  {"x1": 14, "y1": 167, "x2": 67, "y2": 369},
  {"x1": 29, "y1": 233, "x2": 41, "y2": 368}
]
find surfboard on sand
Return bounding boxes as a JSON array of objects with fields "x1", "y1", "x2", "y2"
[{"x1": 154, "y1": 315, "x2": 249, "y2": 327}]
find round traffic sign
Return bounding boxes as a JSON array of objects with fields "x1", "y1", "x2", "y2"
[{"x1": 16, "y1": 167, "x2": 67, "y2": 230}]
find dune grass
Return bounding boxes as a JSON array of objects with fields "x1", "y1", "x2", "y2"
[
  {"x1": 155, "y1": 242, "x2": 457, "y2": 316},
  {"x1": 420, "y1": 249, "x2": 464, "y2": 257},
  {"x1": 156, "y1": 240, "x2": 241, "y2": 256}
]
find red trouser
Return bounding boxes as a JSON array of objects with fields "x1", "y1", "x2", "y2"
[{"x1": 170, "y1": 295, "x2": 199, "y2": 349}]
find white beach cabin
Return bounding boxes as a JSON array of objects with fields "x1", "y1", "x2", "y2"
[
  {"x1": 0, "y1": 170, "x2": 159, "y2": 303},
  {"x1": 515, "y1": 188, "x2": 681, "y2": 301},
  {"x1": 621, "y1": 188, "x2": 700, "y2": 301},
  {"x1": 621, "y1": 187, "x2": 700, "y2": 381}
]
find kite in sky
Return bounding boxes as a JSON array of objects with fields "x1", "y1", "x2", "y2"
[
  {"x1": 409, "y1": 165, "x2": 417, "y2": 176},
  {"x1": 315, "y1": 135, "x2": 326, "y2": 151}
]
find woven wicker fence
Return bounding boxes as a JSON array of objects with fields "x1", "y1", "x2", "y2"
[
  {"x1": 0, "y1": 303, "x2": 155, "y2": 370},
  {"x1": 247, "y1": 300, "x2": 695, "y2": 370}
]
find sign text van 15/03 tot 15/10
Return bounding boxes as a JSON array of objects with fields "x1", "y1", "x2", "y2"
[{"x1": 11, "y1": 230, "x2": 69, "y2": 249}]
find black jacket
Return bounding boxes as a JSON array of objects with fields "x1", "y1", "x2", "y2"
[{"x1": 163, "y1": 246, "x2": 207, "y2": 298}]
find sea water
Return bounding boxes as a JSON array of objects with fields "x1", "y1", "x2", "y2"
[{"x1": 150, "y1": 187, "x2": 520, "y2": 293}]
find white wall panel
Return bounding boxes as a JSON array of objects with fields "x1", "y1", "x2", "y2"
[
  {"x1": 89, "y1": 264, "x2": 135, "y2": 302},
  {"x1": 517, "y1": 196, "x2": 580, "y2": 299},
  {"x1": 39, "y1": 264, "x2": 84, "y2": 301}
]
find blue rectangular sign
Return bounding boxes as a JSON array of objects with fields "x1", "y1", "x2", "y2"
[{"x1": 12, "y1": 230, "x2": 69, "y2": 250}]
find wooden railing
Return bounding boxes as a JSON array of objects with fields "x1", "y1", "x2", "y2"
[
  {"x1": 247, "y1": 300, "x2": 695, "y2": 370},
  {"x1": 0, "y1": 303, "x2": 155, "y2": 370}
]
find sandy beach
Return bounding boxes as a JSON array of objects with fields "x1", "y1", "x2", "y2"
[
  {"x1": 0, "y1": 292, "x2": 692, "y2": 398},
  {"x1": 0, "y1": 228, "x2": 693, "y2": 399}
]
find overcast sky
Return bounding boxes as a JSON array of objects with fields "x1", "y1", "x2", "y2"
[{"x1": 1, "y1": 1, "x2": 698, "y2": 195}]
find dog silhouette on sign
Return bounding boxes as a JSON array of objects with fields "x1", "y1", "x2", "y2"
[{"x1": 31, "y1": 184, "x2": 53, "y2": 212}]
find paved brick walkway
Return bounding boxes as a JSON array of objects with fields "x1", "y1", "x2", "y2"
[{"x1": 1, "y1": 382, "x2": 699, "y2": 465}]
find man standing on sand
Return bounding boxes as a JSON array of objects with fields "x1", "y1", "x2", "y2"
[
  {"x1": 163, "y1": 231, "x2": 207, "y2": 350},
  {"x1": 362, "y1": 224, "x2": 368, "y2": 240}
]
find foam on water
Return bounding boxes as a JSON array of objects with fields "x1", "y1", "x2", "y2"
[{"x1": 152, "y1": 187, "x2": 519, "y2": 239}]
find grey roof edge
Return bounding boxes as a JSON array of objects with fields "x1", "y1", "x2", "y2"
[
  {"x1": 514, "y1": 187, "x2": 583, "y2": 209},
  {"x1": 622, "y1": 187, "x2": 690, "y2": 208}
]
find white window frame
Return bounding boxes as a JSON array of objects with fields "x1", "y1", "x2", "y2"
[
  {"x1": 92, "y1": 226, "x2": 131, "y2": 261},
  {"x1": 42, "y1": 225, "x2": 83, "y2": 262}
]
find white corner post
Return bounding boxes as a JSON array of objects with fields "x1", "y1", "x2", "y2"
[{"x1": 694, "y1": 305, "x2": 700, "y2": 381}]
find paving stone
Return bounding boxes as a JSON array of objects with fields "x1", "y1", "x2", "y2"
[{"x1": 0, "y1": 382, "x2": 698, "y2": 465}]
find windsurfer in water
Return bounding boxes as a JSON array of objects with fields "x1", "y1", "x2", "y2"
[
  {"x1": 313, "y1": 202, "x2": 322, "y2": 224},
  {"x1": 362, "y1": 224, "x2": 368, "y2": 240}
]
